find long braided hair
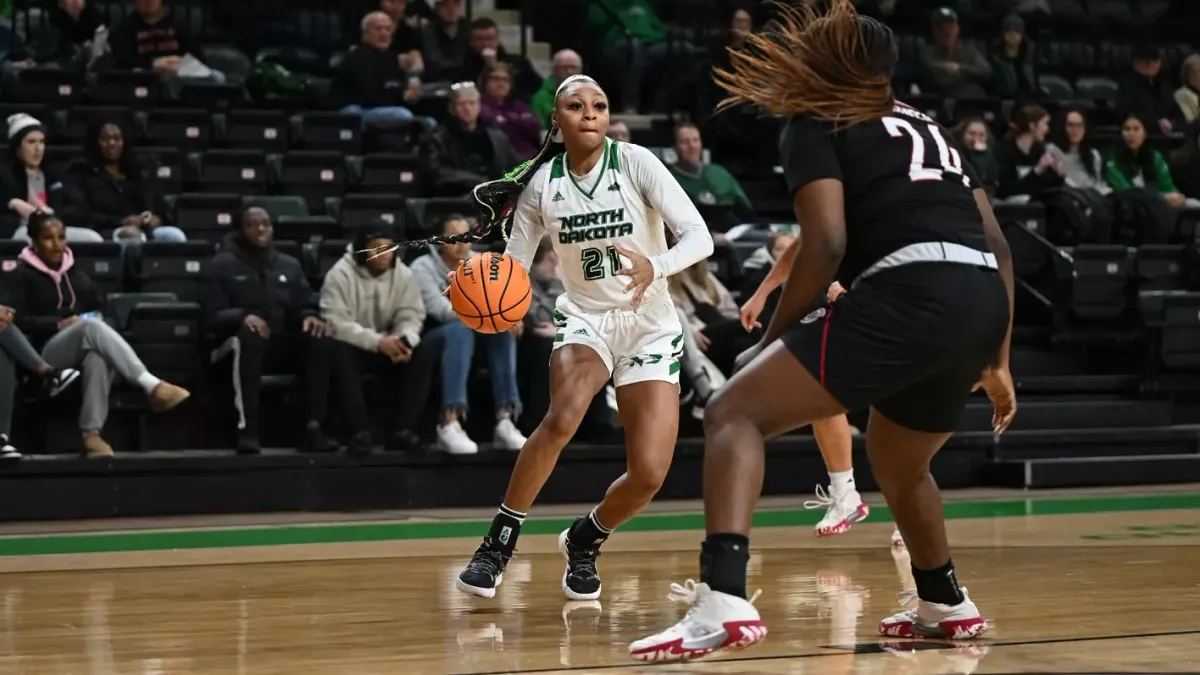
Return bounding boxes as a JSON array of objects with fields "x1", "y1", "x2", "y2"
[{"x1": 364, "y1": 129, "x2": 560, "y2": 260}]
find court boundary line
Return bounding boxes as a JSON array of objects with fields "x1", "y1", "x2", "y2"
[
  {"x1": 460, "y1": 629, "x2": 1200, "y2": 674},
  {"x1": 0, "y1": 492, "x2": 1197, "y2": 557}
]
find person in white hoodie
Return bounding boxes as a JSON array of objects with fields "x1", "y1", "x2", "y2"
[
  {"x1": 409, "y1": 213, "x2": 527, "y2": 455},
  {"x1": 321, "y1": 222, "x2": 438, "y2": 457}
]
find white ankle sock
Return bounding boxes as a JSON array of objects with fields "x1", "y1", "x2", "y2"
[
  {"x1": 829, "y1": 469, "x2": 856, "y2": 496},
  {"x1": 137, "y1": 373, "x2": 162, "y2": 394}
]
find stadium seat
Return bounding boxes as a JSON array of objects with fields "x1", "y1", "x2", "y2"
[
  {"x1": 106, "y1": 292, "x2": 179, "y2": 331},
  {"x1": 199, "y1": 149, "x2": 268, "y2": 195},
  {"x1": 132, "y1": 146, "x2": 186, "y2": 194},
  {"x1": 296, "y1": 111, "x2": 362, "y2": 154},
  {"x1": 277, "y1": 151, "x2": 348, "y2": 214},
  {"x1": 176, "y1": 82, "x2": 249, "y2": 112},
  {"x1": 357, "y1": 153, "x2": 425, "y2": 197},
  {"x1": 62, "y1": 105, "x2": 136, "y2": 144},
  {"x1": 200, "y1": 44, "x2": 253, "y2": 86},
  {"x1": 0, "y1": 241, "x2": 24, "y2": 273},
  {"x1": 243, "y1": 195, "x2": 338, "y2": 242},
  {"x1": 1136, "y1": 245, "x2": 1187, "y2": 325},
  {"x1": 43, "y1": 145, "x2": 82, "y2": 175},
  {"x1": 1039, "y1": 74, "x2": 1075, "y2": 100},
  {"x1": 17, "y1": 68, "x2": 84, "y2": 106},
  {"x1": 1160, "y1": 293, "x2": 1200, "y2": 370},
  {"x1": 243, "y1": 195, "x2": 309, "y2": 220},
  {"x1": 1096, "y1": 43, "x2": 1134, "y2": 79},
  {"x1": 69, "y1": 242, "x2": 124, "y2": 295},
  {"x1": 1070, "y1": 244, "x2": 1132, "y2": 319},
  {"x1": 1074, "y1": 77, "x2": 1120, "y2": 104},
  {"x1": 316, "y1": 239, "x2": 350, "y2": 278},
  {"x1": 949, "y1": 98, "x2": 1004, "y2": 127},
  {"x1": 405, "y1": 197, "x2": 473, "y2": 240},
  {"x1": 224, "y1": 109, "x2": 289, "y2": 152},
  {"x1": 173, "y1": 193, "x2": 242, "y2": 241},
  {"x1": 137, "y1": 241, "x2": 216, "y2": 303},
  {"x1": 89, "y1": 70, "x2": 162, "y2": 108},
  {"x1": 125, "y1": 300, "x2": 203, "y2": 385},
  {"x1": 144, "y1": 108, "x2": 213, "y2": 152},
  {"x1": 335, "y1": 193, "x2": 407, "y2": 234}
]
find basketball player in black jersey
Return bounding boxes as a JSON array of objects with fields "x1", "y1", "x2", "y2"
[{"x1": 631, "y1": 0, "x2": 1016, "y2": 662}]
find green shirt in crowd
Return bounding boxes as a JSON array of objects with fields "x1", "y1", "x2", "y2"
[
  {"x1": 667, "y1": 162, "x2": 750, "y2": 209},
  {"x1": 586, "y1": 0, "x2": 665, "y2": 49},
  {"x1": 1105, "y1": 150, "x2": 1179, "y2": 195},
  {"x1": 530, "y1": 75, "x2": 557, "y2": 129}
]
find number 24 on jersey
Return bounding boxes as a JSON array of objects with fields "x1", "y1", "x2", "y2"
[{"x1": 883, "y1": 117, "x2": 971, "y2": 187}]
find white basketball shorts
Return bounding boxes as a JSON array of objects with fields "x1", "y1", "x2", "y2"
[{"x1": 550, "y1": 293, "x2": 684, "y2": 387}]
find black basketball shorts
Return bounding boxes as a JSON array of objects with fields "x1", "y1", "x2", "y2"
[{"x1": 782, "y1": 262, "x2": 1009, "y2": 433}]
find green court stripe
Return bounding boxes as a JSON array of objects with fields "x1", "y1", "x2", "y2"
[{"x1": 0, "y1": 493, "x2": 1196, "y2": 558}]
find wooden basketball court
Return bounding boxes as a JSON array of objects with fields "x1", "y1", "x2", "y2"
[{"x1": 0, "y1": 487, "x2": 1197, "y2": 673}]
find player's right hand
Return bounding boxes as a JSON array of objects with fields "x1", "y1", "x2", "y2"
[
  {"x1": 973, "y1": 365, "x2": 1016, "y2": 435},
  {"x1": 739, "y1": 293, "x2": 767, "y2": 332}
]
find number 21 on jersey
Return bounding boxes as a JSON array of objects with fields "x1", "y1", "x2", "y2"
[
  {"x1": 883, "y1": 117, "x2": 970, "y2": 187},
  {"x1": 581, "y1": 245, "x2": 623, "y2": 280}
]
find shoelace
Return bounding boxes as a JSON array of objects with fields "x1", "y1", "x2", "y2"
[
  {"x1": 564, "y1": 544, "x2": 601, "y2": 580},
  {"x1": 667, "y1": 579, "x2": 763, "y2": 606},
  {"x1": 803, "y1": 484, "x2": 835, "y2": 510},
  {"x1": 466, "y1": 543, "x2": 509, "y2": 575}
]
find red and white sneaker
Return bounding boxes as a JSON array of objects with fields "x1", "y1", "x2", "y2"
[
  {"x1": 805, "y1": 485, "x2": 870, "y2": 536},
  {"x1": 890, "y1": 528, "x2": 906, "y2": 554},
  {"x1": 629, "y1": 580, "x2": 767, "y2": 662},
  {"x1": 879, "y1": 587, "x2": 989, "y2": 639}
]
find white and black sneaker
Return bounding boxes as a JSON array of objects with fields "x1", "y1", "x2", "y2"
[
  {"x1": 456, "y1": 538, "x2": 510, "y2": 599},
  {"x1": 0, "y1": 435, "x2": 21, "y2": 460},
  {"x1": 558, "y1": 529, "x2": 603, "y2": 601},
  {"x1": 44, "y1": 368, "x2": 80, "y2": 398}
]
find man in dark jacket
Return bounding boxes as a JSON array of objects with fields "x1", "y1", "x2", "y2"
[
  {"x1": 1117, "y1": 44, "x2": 1182, "y2": 135},
  {"x1": 419, "y1": 0, "x2": 468, "y2": 81},
  {"x1": 445, "y1": 18, "x2": 540, "y2": 101},
  {"x1": 333, "y1": 11, "x2": 423, "y2": 127},
  {"x1": 434, "y1": 82, "x2": 521, "y2": 191},
  {"x1": 204, "y1": 207, "x2": 337, "y2": 454}
]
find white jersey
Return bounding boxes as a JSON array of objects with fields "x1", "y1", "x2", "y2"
[{"x1": 505, "y1": 138, "x2": 714, "y2": 313}]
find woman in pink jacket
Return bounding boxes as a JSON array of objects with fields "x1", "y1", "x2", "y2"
[{"x1": 478, "y1": 63, "x2": 542, "y2": 159}]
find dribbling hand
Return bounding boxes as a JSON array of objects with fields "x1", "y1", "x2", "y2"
[
  {"x1": 973, "y1": 365, "x2": 1017, "y2": 435},
  {"x1": 739, "y1": 293, "x2": 767, "y2": 332},
  {"x1": 442, "y1": 270, "x2": 455, "y2": 296},
  {"x1": 613, "y1": 245, "x2": 655, "y2": 311}
]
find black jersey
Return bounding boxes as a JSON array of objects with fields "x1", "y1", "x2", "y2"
[{"x1": 780, "y1": 101, "x2": 989, "y2": 285}]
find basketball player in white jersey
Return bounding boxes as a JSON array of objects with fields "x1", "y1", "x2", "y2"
[
  {"x1": 455, "y1": 75, "x2": 715, "y2": 600},
  {"x1": 740, "y1": 234, "x2": 906, "y2": 551}
]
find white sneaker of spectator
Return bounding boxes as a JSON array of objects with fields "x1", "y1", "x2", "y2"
[
  {"x1": 438, "y1": 421, "x2": 479, "y2": 455},
  {"x1": 494, "y1": 417, "x2": 527, "y2": 451}
]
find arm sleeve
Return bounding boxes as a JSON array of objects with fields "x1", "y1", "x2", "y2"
[
  {"x1": 320, "y1": 267, "x2": 384, "y2": 352},
  {"x1": 392, "y1": 270, "x2": 427, "y2": 338},
  {"x1": 7, "y1": 272, "x2": 60, "y2": 343},
  {"x1": 1155, "y1": 152, "x2": 1180, "y2": 194},
  {"x1": 411, "y1": 256, "x2": 457, "y2": 323},
  {"x1": 780, "y1": 116, "x2": 843, "y2": 195},
  {"x1": 626, "y1": 144, "x2": 714, "y2": 279},
  {"x1": 203, "y1": 263, "x2": 247, "y2": 336},
  {"x1": 1105, "y1": 157, "x2": 1134, "y2": 191},
  {"x1": 502, "y1": 176, "x2": 545, "y2": 271}
]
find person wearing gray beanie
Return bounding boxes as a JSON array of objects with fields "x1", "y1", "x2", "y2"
[{"x1": 0, "y1": 114, "x2": 102, "y2": 243}]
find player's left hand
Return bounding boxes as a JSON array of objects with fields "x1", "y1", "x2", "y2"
[
  {"x1": 303, "y1": 316, "x2": 331, "y2": 338},
  {"x1": 613, "y1": 244, "x2": 654, "y2": 311},
  {"x1": 827, "y1": 281, "x2": 846, "y2": 302},
  {"x1": 973, "y1": 365, "x2": 1016, "y2": 435}
]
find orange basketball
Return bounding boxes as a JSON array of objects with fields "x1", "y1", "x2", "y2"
[{"x1": 449, "y1": 252, "x2": 532, "y2": 334}]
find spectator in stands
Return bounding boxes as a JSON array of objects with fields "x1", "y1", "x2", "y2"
[
  {"x1": 1055, "y1": 108, "x2": 1111, "y2": 196},
  {"x1": 380, "y1": 0, "x2": 425, "y2": 75},
  {"x1": 989, "y1": 14, "x2": 1038, "y2": 99},
  {"x1": 2, "y1": 114, "x2": 98, "y2": 243},
  {"x1": 996, "y1": 104, "x2": 1065, "y2": 201},
  {"x1": 31, "y1": 0, "x2": 105, "y2": 70},
  {"x1": 1106, "y1": 115, "x2": 1188, "y2": 208},
  {"x1": 1169, "y1": 121, "x2": 1200, "y2": 201},
  {"x1": 7, "y1": 213, "x2": 190, "y2": 457},
  {"x1": 0, "y1": 309, "x2": 80, "y2": 459},
  {"x1": 1117, "y1": 44, "x2": 1179, "y2": 135},
  {"x1": 453, "y1": 18, "x2": 540, "y2": 101},
  {"x1": 67, "y1": 119, "x2": 186, "y2": 244},
  {"x1": 322, "y1": 223, "x2": 437, "y2": 456},
  {"x1": 0, "y1": 21, "x2": 37, "y2": 87},
  {"x1": 478, "y1": 63, "x2": 541, "y2": 159},
  {"x1": 435, "y1": 82, "x2": 521, "y2": 187},
  {"x1": 110, "y1": 0, "x2": 225, "y2": 85},
  {"x1": 205, "y1": 207, "x2": 338, "y2": 455},
  {"x1": 588, "y1": 0, "x2": 683, "y2": 112},
  {"x1": 530, "y1": 49, "x2": 582, "y2": 127},
  {"x1": 1173, "y1": 54, "x2": 1200, "y2": 123},
  {"x1": 954, "y1": 117, "x2": 1000, "y2": 197},
  {"x1": 608, "y1": 120, "x2": 631, "y2": 143},
  {"x1": 919, "y1": 7, "x2": 991, "y2": 99},
  {"x1": 334, "y1": 12, "x2": 424, "y2": 127},
  {"x1": 410, "y1": 214, "x2": 526, "y2": 455},
  {"x1": 668, "y1": 259, "x2": 749, "y2": 377},
  {"x1": 666, "y1": 123, "x2": 755, "y2": 241},
  {"x1": 420, "y1": 0, "x2": 468, "y2": 81}
]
